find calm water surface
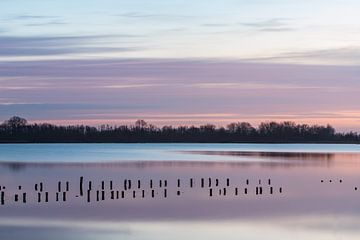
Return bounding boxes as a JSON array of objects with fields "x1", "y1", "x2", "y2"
[{"x1": 1, "y1": 144, "x2": 360, "y2": 240}]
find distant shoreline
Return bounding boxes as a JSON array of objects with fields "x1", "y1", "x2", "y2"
[{"x1": 1, "y1": 117, "x2": 359, "y2": 144}]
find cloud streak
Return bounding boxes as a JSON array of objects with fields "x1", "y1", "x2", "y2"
[{"x1": 0, "y1": 35, "x2": 142, "y2": 57}]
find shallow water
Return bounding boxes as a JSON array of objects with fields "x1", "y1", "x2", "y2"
[{"x1": 1, "y1": 144, "x2": 360, "y2": 239}]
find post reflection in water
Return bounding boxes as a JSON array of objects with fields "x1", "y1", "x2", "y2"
[{"x1": 1, "y1": 150, "x2": 360, "y2": 240}]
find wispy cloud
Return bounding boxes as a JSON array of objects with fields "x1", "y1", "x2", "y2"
[
  {"x1": 116, "y1": 12, "x2": 191, "y2": 21},
  {"x1": 240, "y1": 18, "x2": 295, "y2": 32},
  {"x1": 10, "y1": 15, "x2": 60, "y2": 20},
  {"x1": 245, "y1": 47, "x2": 360, "y2": 65},
  {"x1": 0, "y1": 35, "x2": 141, "y2": 57}
]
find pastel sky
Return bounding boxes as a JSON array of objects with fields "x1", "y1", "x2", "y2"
[{"x1": 1, "y1": 0, "x2": 360, "y2": 130}]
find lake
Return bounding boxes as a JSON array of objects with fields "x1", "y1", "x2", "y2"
[{"x1": 1, "y1": 143, "x2": 360, "y2": 240}]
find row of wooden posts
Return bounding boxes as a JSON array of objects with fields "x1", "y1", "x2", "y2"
[{"x1": 1, "y1": 177, "x2": 282, "y2": 205}]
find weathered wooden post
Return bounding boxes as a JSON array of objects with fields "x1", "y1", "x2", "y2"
[
  {"x1": 0, "y1": 191, "x2": 4, "y2": 205},
  {"x1": 87, "y1": 190, "x2": 91, "y2": 202},
  {"x1": 80, "y1": 176, "x2": 84, "y2": 196}
]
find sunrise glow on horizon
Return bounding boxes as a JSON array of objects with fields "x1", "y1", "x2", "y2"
[{"x1": 1, "y1": 0, "x2": 360, "y2": 131}]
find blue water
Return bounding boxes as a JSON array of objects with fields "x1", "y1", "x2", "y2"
[{"x1": 0, "y1": 143, "x2": 359, "y2": 163}]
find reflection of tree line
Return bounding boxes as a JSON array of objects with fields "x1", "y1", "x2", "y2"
[
  {"x1": 5, "y1": 151, "x2": 359, "y2": 172},
  {"x1": 1, "y1": 116, "x2": 359, "y2": 143}
]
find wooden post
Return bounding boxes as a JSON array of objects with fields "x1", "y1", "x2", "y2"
[
  {"x1": 227, "y1": 178, "x2": 230, "y2": 187},
  {"x1": 87, "y1": 190, "x2": 91, "y2": 202},
  {"x1": 80, "y1": 176, "x2": 84, "y2": 196},
  {"x1": 22, "y1": 193, "x2": 26, "y2": 203},
  {"x1": 209, "y1": 188, "x2": 213, "y2": 197},
  {"x1": 190, "y1": 178, "x2": 193, "y2": 188}
]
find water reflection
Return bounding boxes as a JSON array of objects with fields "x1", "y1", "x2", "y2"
[{"x1": 1, "y1": 149, "x2": 360, "y2": 239}]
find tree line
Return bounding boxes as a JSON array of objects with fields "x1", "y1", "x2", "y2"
[{"x1": 0, "y1": 116, "x2": 359, "y2": 143}]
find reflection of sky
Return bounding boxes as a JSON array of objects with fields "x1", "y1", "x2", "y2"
[
  {"x1": 1, "y1": 152, "x2": 360, "y2": 239},
  {"x1": 1, "y1": 1, "x2": 360, "y2": 129},
  {"x1": 1, "y1": 144, "x2": 360, "y2": 163},
  {"x1": 2, "y1": 217, "x2": 360, "y2": 240}
]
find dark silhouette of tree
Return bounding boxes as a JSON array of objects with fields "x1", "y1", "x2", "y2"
[
  {"x1": 0, "y1": 116, "x2": 358, "y2": 143},
  {"x1": 2, "y1": 116, "x2": 28, "y2": 128}
]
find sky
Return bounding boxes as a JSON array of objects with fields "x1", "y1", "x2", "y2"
[{"x1": 0, "y1": 0, "x2": 360, "y2": 131}]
